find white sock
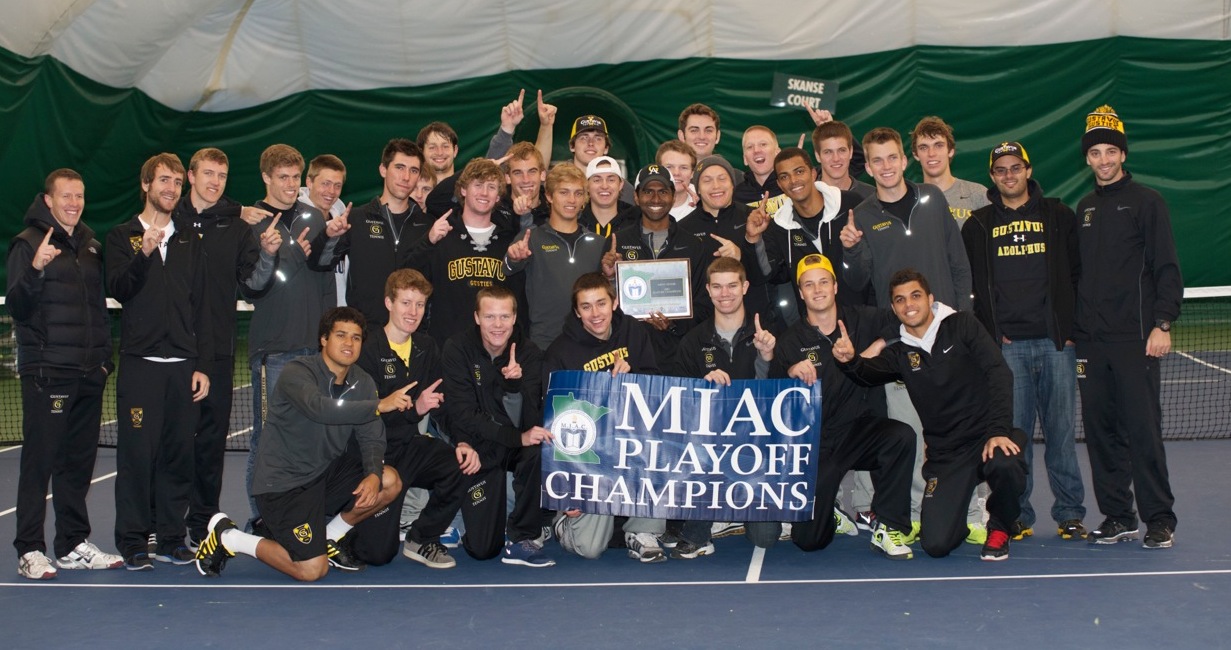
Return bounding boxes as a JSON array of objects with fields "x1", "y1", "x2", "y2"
[
  {"x1": 221, "y1": 529, "x2": 261, "y2": 558},
  {"x1": 326, "y1": 515, "x2": 353, "y2": 542}
]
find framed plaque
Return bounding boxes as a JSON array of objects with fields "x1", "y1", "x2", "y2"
[{"x1": 615, "y1": 259, "x2": 692, "y2": 319}]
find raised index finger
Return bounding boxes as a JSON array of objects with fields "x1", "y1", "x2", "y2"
[
  {"x1": 759, "y1": 192, "x2": 769, "y2": 213},
  {"x1": 508, "y1": 342, "x2": 517, "y2": 364},
  {"x1": 837, "y1": 320, "x2": 849, "y2": 340},
  {"x1": 754, "y1": 312, "x2": 763, "y2": 332},
  {"x1": 41, "y1": 228, "x2": 54, "y2": 245},
  {"x1": 266, "y1": 213, "x2": 282, "y2": 232},
  {"x1": 298, "y1": 227, "x2": 310, "y2": 240},
  {"x1": 399, "y1": 381, "x2": 419, "y2": 394},
  {"x1": 610, "y1": 232, "x2": 618, "y2": 252},
  {"x1": 516, "y1": 88, "x2": 525, "y2": 105}
]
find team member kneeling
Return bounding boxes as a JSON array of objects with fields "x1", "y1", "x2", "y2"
[
  {"x1": 542, "y1": 272, "x2": 667, "y2": 562},
  {"x1": 195, "y1": 308, "x2": 405, "y2": 581},
  {"x1": 834, "y1": 269, "x2": 1027, "y2": 561}
]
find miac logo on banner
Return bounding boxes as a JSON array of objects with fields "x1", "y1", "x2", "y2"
[{"x1": 541, "y1": 371, "x2": 822, "y2": 522}]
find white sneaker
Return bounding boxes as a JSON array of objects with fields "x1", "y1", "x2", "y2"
[
  {"x1": 624, "y1": 532, "x2": 667, "y2": 563},
  {"x1": 871, "y1": 523, "x2": 914, "y2": 560},
  {"x1": 57, "y1": 540, "x2": 124, "y2": 570},
  {"x1": 778, "y1": 523, "x2": 793, "y2": 541},
  {"x1": 18, "y1": 550, "x2": 58, "y2": 580},
  {"x1": 711, "y1": 522, "x2": 745, "y2": 538}
]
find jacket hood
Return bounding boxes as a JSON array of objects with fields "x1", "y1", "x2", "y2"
[
  {"x1": 24, "y1": 193, "x2": 94, "y2": 243},
  {"x1": 771, "y1": 181, "x2": 843, "y2": 229}
]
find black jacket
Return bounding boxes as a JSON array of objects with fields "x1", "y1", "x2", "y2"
[
  {"x1": 839, "y1": 309, "x2": 1013, "y2": 462},
  {"x1": 672, "y1": 311, "x2": 768, "y2": 380},
  {"x1": 772, "y1": 305, "x2": 896, "y2": 448},
  {"x1": 578, "y1": 201, "x2": 641, "y2": 238},
  {"x1": 1073, "y1": 171, "x2": 1183, "y2": 341},
  {"x1": 173, "y1": 194, "x2": 275, "y2": 371},
  {"x1": 357, "y1": 325, "x2": 444, "y2": 445},
  {"x1": 441, "y1": 326, "x2": 543, "y2": 453},
  {"x1": 310, "y1": 197, "x2": 433, "y2": 326},
  {"x1": 542, "y1": 309, "x2": 659, "y2": 388},
  {"x1": 963, "y1": 179, "x2": 1079, "y2": 351},
  {"x1": 6, "y1": 195, "x2": 112, "y2": 378},
  {"x1": 105, "y1": 215, "x2": 212, "y2": 367}
]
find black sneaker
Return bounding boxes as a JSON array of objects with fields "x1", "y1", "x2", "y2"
[
  {"x1": 670, "y1": 539, "x2": 715, "y2": 560},
  {"x1": 1010, "y1": 521, "x2": 1034, "y2": 541},
  {"x1": 125, "y1": 552, "x2": 154, "y2": 571},
  {"x1": 1057, "y1": 519, "x2": 1088, "y2": 540},
  {"x1": 153, "y1": 546, "x2": 196, "y2": 565},
  {"x1": 980, "y1": 529, "x2": 1010, "y2": 561},
  {"x1": 1142, "y1": 522, "x2": 1174, "y2": 549},
  {"x1": 326, "y1": 536, "x2": 366, "y2": 572},
  {"x1": 195, "y1": 513, "x2": 238, "y2": 578},
  {"x1": 1087, "y1": 519, "x2": 1139, "y2": 545}
]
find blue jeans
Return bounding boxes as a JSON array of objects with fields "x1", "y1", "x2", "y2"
[
  {"x1": 245, "y1": 347, "x2": 315, "y2": 528},
  {"x1": 1000, "y1": 338, "x2": 1085, "y2": 527}
]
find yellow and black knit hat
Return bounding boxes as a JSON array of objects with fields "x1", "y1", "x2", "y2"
[{"x1": 1081, "y1": 105, "x2": 1127, "y2": 154}]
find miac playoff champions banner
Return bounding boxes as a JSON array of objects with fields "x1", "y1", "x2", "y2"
[{"x1": 541, "y1": 371, "x2": 822, "y2": 522}]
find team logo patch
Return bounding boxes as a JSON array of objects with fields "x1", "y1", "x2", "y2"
[
  {"x1": 1076, "y1": 359, "x2": 1087, "y2": 379},
  {"x1": 469, "y1": 482, "x2": 487, "y2": 506},
  {"x1": 370, "y1": 224, "x2": 383, "y2": 236},
  {"x1": 626, "y1": 250, "x2": 638, "y2": 261},
  {"x1": 807, "y1": 351, "x2": 819, "y2": 363},
  {"x1": 924, "y1": 477, "x2": 938, "y2": 497},
  {"x1": 130, "y1": 407, "x2": 143, "y2": 428},
  {"x1": 384, "y1": 363, "x2": 396, "y2": 376},
  {"x1": 872, "y1": 220, "x2": 893, "y2": 232},
  {"x1": 550, "y1": 393, "x2": 610, "y2": 464},
  {"x1": 293, "y1": 523, "x2": 313, "y2": 544},
  {"x1": 793, "y1": 233, "x2": 804, "y2": 244},
  {"x1": 704, "y1": 352, "x2": 714, "y2": 364},
  {"x1": 50, "y1": 396, "x2": 66, "y2": 414},
  {"x1": 908, "y1": 351, "x2": 921, "y2": 370},
  {"x1": 129, "y1": 235, "x2": 143, "y2": 253}
]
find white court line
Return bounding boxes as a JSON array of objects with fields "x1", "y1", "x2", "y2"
[
  {"x1": 0, "y1": 445, "x2": 21, "y2": 454},
  {"x1": 1175, "y1": 351, "x2": 1231, "y2": 376},
  {"x1": 744, "y1": 546, "x2": 765, "y2": 582},
  {"x1": 0, "y1": 472, "x2": 117, "y2": 518},
  {"x1": 2, "y1": 568, "x2": 1230, "y2": 590}
]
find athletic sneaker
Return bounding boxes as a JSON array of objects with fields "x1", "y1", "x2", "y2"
[
  {"x1": 624, "y1": 532, "x2": 667, "y2": 563},
  {"x1": 870, "y1": 523, "x2": 913, "y2": 560},
  {"x1": 671, "y1": 539, "x2": 715, "y2": 560},
  {"x1": 185, "y1": 534, "x2": 202, "y2": 553},
  {"x1": 779, "y1": 523, "x2": 793, "y2": 541},
  {"x1": 326, "y1": 537, "x2": 366, "y2": 572},
  {"x1": 981, "y1": 529, "x2": 1010, "y2": 561},
  {"x1": 125, "y1": 552, "x2": 154, "y2": 571},
  {"x1": 153, "y1": 546, "x2": 196, "y2": 565},
  {"x1": 501, "y1": 539, "x2": 555, "y2": 567},
  {"x1": 403, "y1": 539, "x2": 457, "y2": 569},
  {"x1": 966, "y1": 523, "x2": 988, "y2": 545},
  {"x1": 658, "y1": 530, "x2": 683, "y2": 549},
  {"x1": 1010, "y1": 521, "x2": 1034, "y2": 541},
  {"x1": 18, "y1": 550, "x2": 57, "y2": 580},
  {"x1": 1057, "y1": 519, "x2": 1088, "y2": 540},
  {"x1": 1142, "y1": 522, "x2": 1175, "y2": 549},
  {"x1": 1087, "y1": 519, "x2": 1139, "y2": 545},
  {"x1": 711, "y1": 522, "x2": 745, "y2": 539},
  {"x1": 904, "y1": 521, "x2": 922, "y2": 545},
  {"x1": 56, "y1": 540, "x2": 123, "y2": 570},
  {"x1": 834, "y1": 507, "x2": 859, "y2": 537},
  {"x1": 854, "y1": 511, "x2": 878, "y2": 532},
  {"x1": 440, "y1": 526, "x2": 461, "y2": 549},
  {"x1": 195, "y1": 513, "x2": 238, "y2": 578}
]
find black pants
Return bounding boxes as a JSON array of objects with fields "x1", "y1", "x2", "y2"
[
  {"x1": 14, "y1": 369, "x2": 108, "y2": 558},
  {"x1": 1077, "y1": 340, "x2": 1176, "y2": 529},
  {"x1": 919, "y1": 428, "x2": 1028, "y2": 558},
  {"x1": 348, "y1": 435, "x2": 464, "y2": 565},
  {"x1": 794, "y1": 415, "x2": 916, "y2": 552},
  {"x1": 113, "y1": 357, "x2": 198, "y2": 558},
  {"x1": 460, "y1": 442, "x2": 543, "y2": 561},
  {"x1": 186, "y1": 359, "x2": 233, "y2": 539}
]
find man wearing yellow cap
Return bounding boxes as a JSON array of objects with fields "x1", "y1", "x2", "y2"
[
  {"x1": 772, "y1": 254, "x2": 915, "y2": 559},
  {"x1": 1074, "y1": 106, "x2": 1182, "y2": 549}
]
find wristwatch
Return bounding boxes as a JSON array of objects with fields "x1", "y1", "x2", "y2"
[{"x1": 1154, "y1": 319, "x2": 1171, "y2": 332}]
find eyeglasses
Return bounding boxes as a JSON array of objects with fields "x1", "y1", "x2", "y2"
[{"x1": 992, "y1": 164, "x2": 1026, "y2": 177}]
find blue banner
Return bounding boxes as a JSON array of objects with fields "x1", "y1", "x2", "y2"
[{"x1": 541, "y1": 371, "x2": 821, "y2": 522}]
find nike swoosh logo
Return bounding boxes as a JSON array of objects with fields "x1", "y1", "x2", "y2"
[
  {"x1": 943, "y1": 345, "x2": 954, "y2": 353},
  {"x1": 1117, "y1": 206, "x2": 1131, "y2": 211}
]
